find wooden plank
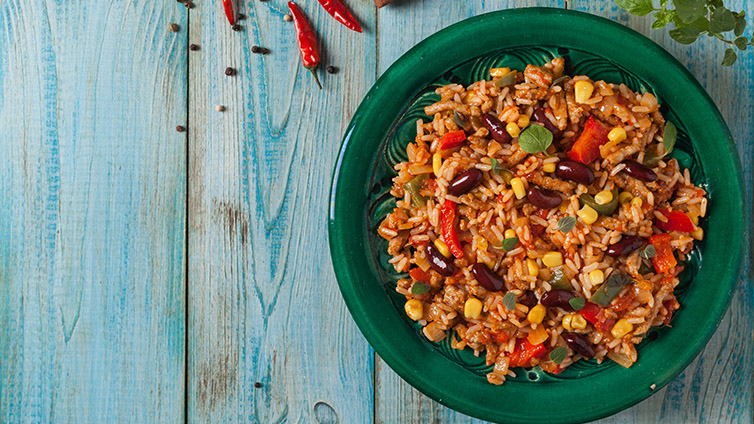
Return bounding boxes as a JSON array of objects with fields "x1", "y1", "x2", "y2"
[
  {"x1": 186, "y1": 0, "x2": 376, "y2": 423},
  {"x1": 372, "y1": 2, "x2": 560, "y2": 423},
  {"x1": 567, "y1": 2, "x2": 754, "y2": 422},
  {"x1": 0, "y1": 1, "x2": 187, "y2": 423}
]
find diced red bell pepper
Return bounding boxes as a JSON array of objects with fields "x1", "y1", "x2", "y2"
[
  {"x1": 579, "y1": 301, "x2": 614, "y2": 332},
  {"x1": 655, "y1": 209, "x2": 695, "y2": 232},
  {"x1": 567, "y1": 116, "x2": 610, "y2": 164},
  {"x1": 441, "y1": 200, "x2": 464, "y2": 259},
  {"x1": 438, "y1": 130, "x2": 467, "y2": 150},
  {"x1": 409, "y1": 267, "x2": 431, "y2": 283},
  {"x1": 649, "y1": 233, "x2": 677, "y2": 274},
  {"x1": 508, "y1": 338, "x2": 547, "y2": 368},
  {"x1": 491, "y1": 330, "x2": 510, "y2": 344}
]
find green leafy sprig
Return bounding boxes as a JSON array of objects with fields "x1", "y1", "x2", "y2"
[{"x1": 615, "y1": 0, "x2": 752, "y2": 66}]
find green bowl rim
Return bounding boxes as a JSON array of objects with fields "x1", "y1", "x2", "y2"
[{"x1": 329, "y1": 7, "x2": 745, "y2": 423}]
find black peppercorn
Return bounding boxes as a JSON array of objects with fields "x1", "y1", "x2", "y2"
[
  {"x1": 225, "y1": 67, "x2": 236, "y2": 76},
  {"x1": 326, "y1": 66, "x2": 338, "y2": 74},
  {"x1": 189, "y1": 44, "x2": 199, "y2": 51},
  {"x1": 176, "y1": 125, "x2": 185, "y2": 132}
]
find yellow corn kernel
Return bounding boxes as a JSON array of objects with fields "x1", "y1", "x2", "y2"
[
  {"x1": 432, "y1": 152, "x2": 442, "y2": 177},
  {"x1": 692, "y1": 227, "x2": 704, "y2": 240},
  {"x1": 506, "y1": 122, "x2": 521, "y2": 138},
  {"x1": 542, "y1": 252, "x2": 563, "y2": 268},
  {"x1": 464, "y1": 298, "x2": 484, "y2": 319},
  {"x1": 571, "y1": 313, "x2": 587, "y2": 330},
  {"x1": 631, "y1": 197, "x2": 643, "y2": 208},
  {"x1": 510, "y1": 177, "x2": 526, "y2": 199},
  {"x1": 405, "y1": 299, "x2": 423, "y2": 321},
  {"x1": 477, "y1": 237, "x2": 488, "y2": 252},
  {"x1": 434, "y1": 239, "x2": 451, "y2": 258},
  {"x1": 574, "y1": 80, "x2": 594, "y2": 103},
  {"x1": 517, "y1": 114, "x2": 530, "y2": 128},
  {"x1": 526, "y1": 258, "x2": 539, "y2": 277},
  {"x1": 608, "y1": 127, "x2": 627, "y2": 143},
  {"x1": 527, "y1": 325, "x2": 549, "y2": 345},
  {"x1": 619, "y1": 191, "x2": 633, "y2": 204},
  {"x1": 505, "y1": 229, "x2": 517, "y2": 239},
  {"x1": 490, "y1": 67, "x2": 511, "y2": 77},
  {"x1": 611, "y1": 318, "x2": 634, "y2": 338},
  {"x1": 527, "y1": 304, "x2": 546, "y2": 325},
  {"x1": 562, "y1": 314, "x2": 574, "y2": 331},
  {"x1": 543, "y1": 162, "x2": 556, "y2": 173},
  {"x1": 577, "y1": 204, "x2": 598, "y2": 225},
  {"x1": 589, "y1": 269, "x2": 605, "y2": 286},
  {"x1": 594, "y1": 190, "x2": 613, "y2": 205}
]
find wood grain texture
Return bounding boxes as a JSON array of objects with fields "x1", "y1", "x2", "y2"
[
  {"x1": 569, "y1": 2, "x2": 754, "y2": 422},
  {"x1": 0, "y1": 1, "x2": 187, "y2": 423},
  {"x1": 373, "y1": 1, "x2": 754, "y2": 423},
  {"x1": 186, "y1": 0, "x2": 376, "y2": 422}
]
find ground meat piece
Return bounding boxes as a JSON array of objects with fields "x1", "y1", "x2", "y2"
[
  {"x1": 424, "y1": 99, "x2": 462, "y2": 115},
  {"x1": 528, "y1": 172, "x2": 575, "y2": 194},
  {"x1": 442, "y1": 285, "x2": 468, "y2": 310},
  {"x1": 514, "y1": 87, "x2": 548, "y2": 104}
]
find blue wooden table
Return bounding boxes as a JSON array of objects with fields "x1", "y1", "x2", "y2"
[{"x1": 0, "y1": 0, "x2": 751, "y2": 422}]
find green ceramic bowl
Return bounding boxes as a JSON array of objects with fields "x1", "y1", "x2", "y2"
[{"x1": 329, "y1": 8, "x2": 745, "y2": 423}]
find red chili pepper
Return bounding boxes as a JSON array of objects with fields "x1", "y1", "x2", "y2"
[
  {"x1": 438, "y1": 130, "x2": 467, "y2": 150},
  {"x1": 567, "y1": 116, "x2": 610, "y2": 164},
  {"x1": 222, "y1": 0, "x2": 236, "y2": 26},
  {"x1": 655, "y1": 209, "x2": 695, "y2": 232},
  {"x1": 508, "y1": 338, "x2": 547, "y2": 368},
  {"x1": 317, "y1": 0, "x2": 362, "y2": 33},
  {"x1": 649, "y1": 233, "x2": 677, "y2": 274},
  {"x1": 441, "y1": 200, "x2": 464, "y2": 260},
  {"x1": 288, "y1": 1, "x2": 322, "y2": 89}
]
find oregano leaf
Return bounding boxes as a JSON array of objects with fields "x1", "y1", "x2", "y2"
[
  {"x1": 669, "y1": 26, "x2": 701, "y2": 44},
  {"x1": 674, "y1": 0, "x2": 707, "y2": 25},
  {"x1": 569, "y1": 297, "x2": 586, "y2": 311},
  {"x1": 734, "y1": 36, "x2": 748, "y2": 50},
  {"x1": 709, "y1": 7, "x2": 737, "y2": 33},
  {"x1": 557, "y1": 216, "x2": 577, "y2": 233},
  {"x1": 518, "y1": 124, "x2": 553, "y2": 154},
  {"x1": 549, "y1": 347, "x2": 567, "y2": 364},
  {"x1": 411, "y1": 282, "x2": 431, "y2": 295},
  {"x1": 615, "y1": 0, "x2": 654, "y2": 16},
  {"x1": 734, "y1": 14, "x2": 746, "y2": 36},
  {"x1": 722, "y1": 48, "x2": 737, "y2": 66},
  {"x1": 502, "y1": 292, "x2": 516, "y2": 311},
  {"x1": 663, "y1": 121, "x2": 677, "y2": 156},
  {"x1": 501, "y1": 237, "x2": 519, "y2": 252}
]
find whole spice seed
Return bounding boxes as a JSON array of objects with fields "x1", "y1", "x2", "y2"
[
  {"x1": 223, "y1": 0, "x2": 236, "y2": 26},
  {"x1": 288, "y1": 1, "x2": 322, "y2": 89},
  {"x1": 216, "y1": 105, "x2": 226, "y2": 112},
  {"x1": 254, "y1": 382, "x2": 262, "y2": 388},
  {"x1": 283, "y1": 14, "x2": 292, "y2": 21},
  {"x1": 176, "y1": 125, "x2": 185, "y2": 132},
  {"x1": 317, "y1": 0, "x2": 362, "y2": 32},
  {"x1": 236, "y1": 13, "x2": 245, "y2": 20},
  {"x1": 189, "y1": 44, "x2": 200, "y2": 51},
  {"x1": 168, "y1": 23, "x2": 179, "y2": 32},
  {"x1": 326, "y1": 65, "x2": 338, "y2": 74},
  {"x1": 260, "y1": 47, "x2": 270, "y2": 54},
  {"x1": 225, "y1": 67, "x2": 236, "y2": 76},
  {"x1": 232, "y1": 24, "x2": 242, "y2": 31},
  {"x1": 251, "y1": 45, "x2": 261, "y2": 53}
]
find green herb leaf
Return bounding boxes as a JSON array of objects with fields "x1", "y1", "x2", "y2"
[
  {"x1": 643, "y1": 149, "x2": 663, "y2": 168},
  {"x1": 689, "y1": 16, "x2": 710, "y2": 31},
  {"x1": 502, "y1": 292, "x2": 516, "y2": 311},
  {"x1": 639, "y1": 260, "x2": 653, "y2": 275},
  {"x1": 551, "y1": 75, "x2": 569, "y2": 86},
  {"x1": 556, "y1": 216, "x2": 577, "y2": 233},
  {"x1": 501, "y1": 237, "x2": 519, "y2": 252},
  {"x1": 452, "y1": 111, "x2": 466, "y2": 128},
  {"x1": 709, "y1": 7, "x2": 737, "y2": 33},
  {"x1": 615, "y1": 0, "x2": 654, "y2": 16},
  {"x1": 734, "y1": 13, "x2": 746, "y2": 36},
  {"x1": 663, "y1": 121, "x2": 677, "y2": 156},
  {"x1": 734, "y1": 36, "x2": 749, "y2": 50},
  {"x1": 674, "y1": 0, "x2": 706, "y2": 24},
  {"x1": 518, "y1": 124, "x2": 553, "y2": 154},
  {"x1": 722, "y1": 47, "x2": 738, "y2": 66},
  {"x1": 549, "y1": 346, "x2": 567, "y2": 364},
  {"x1": 411, "y1": 282, "x2": 431, "y2": 295},
  {"x1": 569, "y1": 297, "x2": 586, "y2": 311},
  {"x1": 669, "y1": 26, "x2": 701, "y2": 44},
  {"x1": 491, "y1": 158, "x2": 514, "y2": 184},
  {"x1": 640, "y1": 245, "x2": 656, "y2": 260}
]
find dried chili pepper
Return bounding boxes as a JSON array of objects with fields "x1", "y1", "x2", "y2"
[
  {"x1": 317, "y1": 0, "x2": 362, "y2": 33},
  {"x1": 288, "y1": 1, "x2": 322, "y2": 89},
  {"x1": 223, "y1": 0, "x2": 236, "y2": 26},
  {"x1": 441, "y1": 200, "x2": 464, "y2": 260}
]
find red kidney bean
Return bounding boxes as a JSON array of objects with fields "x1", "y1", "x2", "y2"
[
  {"x1": 426, "y1": 243, "x2": 455, "y2": 276},
  {"x1": 621, "y1": 160, "x2": 657, "y2": 182},
  {"x1": 563, "y1": 332, "x2": 596, "y2": 358},
  {"x1": 527, "y1": 186, "x2": 562, "y2": 209},
  {"x1": 540, "y1": 289, "x2": 575, "y2": 310},
  {"x1": 555, "y1": 160, "x2": 595, "y2": 185},
  {"x1": 482, "y1": 113, "x2": 510, "y2": 144},
  {"x1": 606, "y1": 235, "x2": 645, "y2": 257},
  {"x1": 448, "y1": 168, "x2": 483, "y2": 196},
  {"x1": 519, "y1": 290, "x2": 538, "y2": 308},
  {"x1": 532, "y1": 108, "x2": 561, "y2": 136},
  {"x1": 471, "y1": 263, "x2": 505, "y2": 291}
]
